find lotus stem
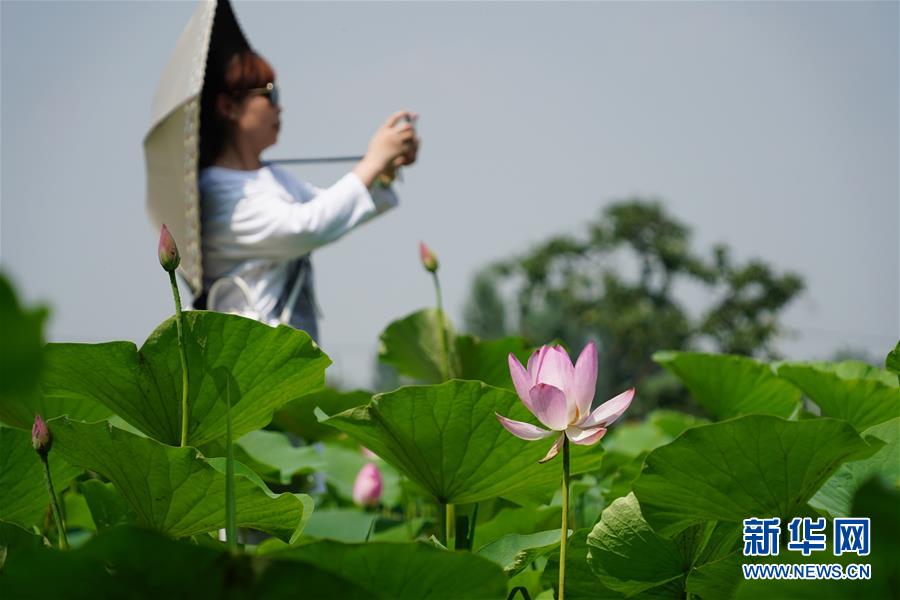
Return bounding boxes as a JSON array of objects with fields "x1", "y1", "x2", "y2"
[
  {"x1": 431, "y1": 272, "x2": 451, "y2": 381},
  {"x1": 445, "y1": 502, "x2": 455, "y2": 550},
  {"x1": 169, "y1": 271, "x2": 189, "y2": 446},
  {"x1": 465, "y1": 502, "x2": 480, "y2": 551},
  {"x1": 40, "y1": 455, "x2": 68, "y2": 550},
  {"x1": 225, "y1": 377, "x2": 237, "y2": 552},
  {"x1": 365, "y1": 515, "x2": 378, "y2": 542},
  {"x1": 559, "y1": 437, "x2": 570, "y2": 600},
  {"x1": 402, "y1": 476, "x2": 415, "y2": 538}
]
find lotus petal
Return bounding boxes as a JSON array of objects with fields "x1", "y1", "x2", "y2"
[
  {"x1": 508, "y1": 354, "x2": 533, "y2": 405},
  {"x1": 533, "y1": 346, "x2": 573, "y2": 393},
  {"x1": 581, "y1": 388, "x2": 635, "y2": 428},
  {"x1": 538, "y1": 433, "x2": 565, "y2": 463},
  {"x1": 566, "y1": 424, "x2": 607, "y2": 446},
  {"x1": 528, "y1": 383, "x2": 570, "y2": 431},
  {"x1": 571, "y1": 341, "x2": 598, "y2": 423},
  {"x1": 495, "y1": 413, "x2": 555, "y2": 441}
]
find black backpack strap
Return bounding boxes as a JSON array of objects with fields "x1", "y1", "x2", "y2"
[
  {"x1": 194, "y1": 257, "x2": 307, "y2": 317},
  {"x1": 192, "y1": 289, "x2": 209, "y2": 310},
  {"x1": 273, "y1": 256, "x2": 307, "y2": 318}
]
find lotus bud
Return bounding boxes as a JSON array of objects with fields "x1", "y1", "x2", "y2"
[
  {"x1": 158, "y1": 224, "x2": 181, "y2": 272},
  {"x1": 419, "y1": 241, "x2": 438, "y2": 273},
  {"x1": 361, "y1": 446, "x2": 379, "y2": 460},
  {"x1": 32, "y1": 414, "x2": 51, "y2": 456},
  {"x1": 352, "y1": 463, "x2": 383, "y2": 507}
]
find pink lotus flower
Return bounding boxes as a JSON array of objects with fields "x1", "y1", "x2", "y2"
[
  {"x1": 495, "y1": 342, "x2": 634, "y2": 463},
  {"x1": 352, "y1": 463, "x2": 383, "y2": 506}
]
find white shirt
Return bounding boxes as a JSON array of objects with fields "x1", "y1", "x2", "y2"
[{"x1": 197, "y1": 164, "x2": 398, "y2": 337}]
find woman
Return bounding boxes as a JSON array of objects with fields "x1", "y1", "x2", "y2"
[{"x1": 196, "y1": 49, "x2": 418, "y2": 342}]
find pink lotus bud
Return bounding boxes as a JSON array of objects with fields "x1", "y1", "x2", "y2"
[
  {"x1": 158, "y1": 224, "x2": 181, "y2": 272},
  {"x1": 32, "y1": 414, "x2": 51, "y2": 456},
  {"x1": 361, "y1": 446, "x2": 379, "y2": 460},
  {"x1": 419, "y1": 241, "x2": 439, "y2": 273},
  {"x1": 352, "y1": 462, "x2": 383, "y2": 507}
]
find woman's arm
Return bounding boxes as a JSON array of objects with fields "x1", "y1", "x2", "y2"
[
  {"x1": 207, "y1": 172, "x2": 393, "y2": 261},
  {"x1": 202, "y1": 111, "x2": 417, "y2": 262}
]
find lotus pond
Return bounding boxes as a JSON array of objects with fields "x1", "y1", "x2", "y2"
[{"x1": 0, "y1": 248, "x2": 897, "y2": 599}]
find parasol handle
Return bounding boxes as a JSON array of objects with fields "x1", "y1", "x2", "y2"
[
  {"x1": 267, "y1": 155, "x2": 364, "y2": 165},
  {"x1": 267, "y1": 154, "x2": 405, "y2": 184}
]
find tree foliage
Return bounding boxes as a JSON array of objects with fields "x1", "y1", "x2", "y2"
[{"x1": 463, "y1": 199, "x2": 805, "y2": 414}]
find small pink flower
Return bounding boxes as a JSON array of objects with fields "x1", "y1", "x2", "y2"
[
  {"x1": 419, "y1": 241, "x2": 439, "y2": 273},
  {"x1": 158, "y1": 224, "x2": 181, "y2": 272},
  {"x1": 495, "y1": 342, "x2": 634, "y2": 463},
  {"x1": 352, "y1": 463, "x2": 383, "y2": 506},
  {"x1": 32, "y1": 414, "x2": 51, "y2": 456}
]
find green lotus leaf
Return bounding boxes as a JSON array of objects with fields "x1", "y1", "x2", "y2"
[
  {"x1": 453, "y1": 334, "x2": 534, "y2": 390},
  {"x1": 587, "y1": 493, "x2": 741, "y2": 597},
  {"x1": 79, "y1": 480, "x2": 134, "y2": 530},
  {"x1": 591, "y1": 451, "x2": 647, "y2": 507},
  {"x1": 275, "y1": 539, "x2": 508, "y2": 599},
  {"x1": 1, "y1": 389, "x2": 114, "y2": 432},
  {"x1": 776, "y1": 360, "x2": 900, "y2": 431},
  {"x1": 0, "y1": 274, "x2": 46, "y2": 402},
  {"x1": 301, "y1": 509, "x2": 377, "y2": 543},
  {"x1": 50, "y1": 419, "x2": 312, "y2": 542},
  {"x1": 367, "y1": 517, "x2": 430, "y2": 543},
  {"x1": 377, "y1": 308, "x2": 532, "y2": 388},
  {"x1": 62, "y1": 490, "x2": 96, "y2": 533},
  {"x1": 472, "y1": 505, "x2": 562, "y2": 550},
  {"x1": 588, "y1": 493, "x2": 684, "y2": 595},
  {"x1": 318, "y1": 380, "x2": 605, "y2": 504},
  {"x1": 476, "y1": 529, "x2": 563, "y2": 576},
  {"x1": 601, "y1": 409, "x2": 707, "y2": 458},
  {"x1": 378, "y1": 308, "x2": 455, "y2": 382},
  {"x1": 0, "y1": 525, "x2": 370, "y2": 598},
  {"x1": 40, "y1": 311, "x2": 330, "y2": 446},
  {"x1": 273, "y1": 387, "x2": 372, "y2": 442},
  {"x1": 0, "y1": 274, "x2": 112, "y2": 429},
  {"x1": 234, "y1": 429, "x2": 323, "y2": 485},
  {"x1": 632, "y1": 415, "x2": 879, "y2": 536},
  {"x1": 542, "y1": 528, "x2": 626, "y2": 599},
  {"x1": 810, "y1": 417, "x2": 900, "y2": 517},
  {"x1": 886, "y1": 341, "x2": 900, "y2": 376},
  {"x1": 0, "y1": 521, "x2": 43, "y2": 571},
  {"x1": 684, "y1": 551, "x2": 743, "y2": 599},
  {"x1": 653, "y1": 351, "x2": 801, "y2": 420},
  {"x1": 0, "y1": 427, "x2": 82, "y2": 531}
]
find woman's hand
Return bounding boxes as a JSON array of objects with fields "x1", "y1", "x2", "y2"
[
  {"x1": 353, "y1": 110, "x2": 419, "y2": 187},
  {"x1": 394, "y1": 130, "x2": 420, "y2": 167}
]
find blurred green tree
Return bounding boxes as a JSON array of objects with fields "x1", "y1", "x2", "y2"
[{"x1": 463, "y1": 199, "x2": 805, "y2": 415}]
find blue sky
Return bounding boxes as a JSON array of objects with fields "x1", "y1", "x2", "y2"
[{"x1": 2, "y1": 1, "x2": 897, "y2": 387}]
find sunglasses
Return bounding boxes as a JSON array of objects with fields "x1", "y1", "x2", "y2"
[{"x1": 235, "y1": 82, "x2": 279, "y2": 107}]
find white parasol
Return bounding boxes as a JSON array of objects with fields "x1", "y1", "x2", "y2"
[{"x1": 143, "y1": 0, "x2": 360, "y2": 296}]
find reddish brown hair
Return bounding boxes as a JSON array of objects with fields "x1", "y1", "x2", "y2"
[{"x1": 199, "y1": 50, "x2": 276, "y2": 168}]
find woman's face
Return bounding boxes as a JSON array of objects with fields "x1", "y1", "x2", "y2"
[{"x1": 227, "y1": 85, "x2": 281, "y2": 154}]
